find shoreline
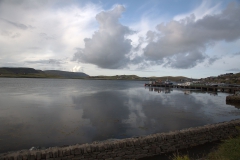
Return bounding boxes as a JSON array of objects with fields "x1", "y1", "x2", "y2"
[
  {"x1": 0, "y1": 77, "x2": 149, "y2": 81},
  {"x1": 1, "y1": 119, "x2": 240, "y2": 160}
]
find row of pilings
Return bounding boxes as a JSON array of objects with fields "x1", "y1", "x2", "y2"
[{"x1": 144, "y1": 84, "x2": 240, "y2": 94}]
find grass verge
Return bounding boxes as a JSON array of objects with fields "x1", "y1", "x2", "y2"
[
  {"x1": 172, "y1": 154, "x2": 190, "y2": 160},
  {"x1": 206, "y1": 135, "x2": 240, "y2": 160},
  {"x1": 173, "y1": 127, "x2": 240, "y2": 160}
]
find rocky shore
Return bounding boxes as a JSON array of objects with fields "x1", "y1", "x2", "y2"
[{"x1": 226, "y1": 93, "x2": 240, "y2": 103}]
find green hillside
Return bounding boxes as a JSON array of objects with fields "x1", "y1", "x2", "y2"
[
  {"x1": 0, "y1": 67, "x2": 60, "y2": 78},
  {"x1": 0, "y1": 67, "x2": 196, "y2": 81},
  {"x1": 0, "y1": 67, "x2": 89, "y2": 79},
  {"x1": 88, "y1": 75, "x2": 144, "y2": 80},
  {"x1": 0, "y1": 67, "x2": 41, "y2": 74},
  {"x1": 44, "y1": 70, "x2": 89, "y2": 78},
  {"x1": 87, "y1": 75, "x2": 191, "y2": 81},
  {"x1": 148, "y1": 76, "x2": 190, "y2": 82}
]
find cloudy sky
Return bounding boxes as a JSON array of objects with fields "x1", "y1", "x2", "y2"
[{"x1": 0, "y1": 0, "x2": 240, "y2": 78}]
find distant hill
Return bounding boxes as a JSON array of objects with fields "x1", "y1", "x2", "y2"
[
  {"x1": 0, "y1": 67, "x2": 43, "y2": 74},
  {"x1": 88, "y1": 74, "x2": 142, "y2": 80},
  {"x1": 0, "y1": 67, "x2": 89, "y2": 79},
  {"x1": 44, "y1": 70, "x2": 89, "y2": 78},
  {"x1": 87, "y1": 75, "x2": 192, "y2": 81},
  {"x1": 0, "y1": 67, "x2": 62, "y2": 78},
  {"x1": 149, "y1": 76, "x2": 191, "y2": 82}
]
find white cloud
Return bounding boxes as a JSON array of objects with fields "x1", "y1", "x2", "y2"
[
  {"x1": 174, "y1": 1, "x2": 222, "y2": 21},
  {"x1": 73, "y1": 5, "x2": 134, "y2": 69},
  {"x1": 0, "y1": 0, "x2": 101, "y2": 71},
  {"x1": 0, "y1": 0, "x2": 240, "y2": 77},
  {"x1": 142, "y1": 2, "x2": 240, "y2": 69},
  {"x1": 72, "y1": 65, "x2": 82, "y2": 72}
]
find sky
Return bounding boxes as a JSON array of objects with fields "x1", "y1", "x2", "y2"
[{"x1": 0, "y1": 0, "x2": 240, "y2": 78}]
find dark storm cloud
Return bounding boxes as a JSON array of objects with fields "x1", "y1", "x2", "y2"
[
  {"x1": 143, "y1": 3, "x2": 240, "y2": 69},
  {"x1": 73, "y1": 5, "x2": 133, "y2": 69}
]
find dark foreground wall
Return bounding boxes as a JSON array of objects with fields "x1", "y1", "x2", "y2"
[{"x1": 1, "y1": 119, "x2": 240, "y2": 160}]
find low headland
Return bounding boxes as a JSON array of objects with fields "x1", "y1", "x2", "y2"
[{"x1": 0, "y1": 67, "x2": 88, "y2": 79}]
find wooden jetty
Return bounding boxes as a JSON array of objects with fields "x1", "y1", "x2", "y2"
[{"x1": 144, "y1": 83, "x2": 240, "y2": 94}]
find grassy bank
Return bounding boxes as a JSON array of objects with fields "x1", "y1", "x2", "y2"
[
  {"x1": 174, "y1": 131, "x2": 240, "y2": 160},
  {"x1": 172, "y1": 155, "x2": 190, "y2": 160},
  {"x1": 206, "y1": 135, "x2": 240, "y2": 160}
]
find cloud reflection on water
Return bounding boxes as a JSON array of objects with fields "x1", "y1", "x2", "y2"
[
  {"x1": 0, "y1": 79, "x2": 239, "y2": 153},
  {"x1": 72, "y1": 91, "x2": 131, "y2": 141}
]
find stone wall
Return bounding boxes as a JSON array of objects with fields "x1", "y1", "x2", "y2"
[{"x1": 1, "y1": 119, "x2": 240, "y2": 160}]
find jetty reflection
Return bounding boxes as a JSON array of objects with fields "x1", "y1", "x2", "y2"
[
  {"x1": 147, "y1": 87, "x2": 173, "y2": 94},
  {"x1": 146, "y1": 87, "x2": 220, "y2": 96}
]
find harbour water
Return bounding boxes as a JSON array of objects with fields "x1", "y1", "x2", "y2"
[{"x1": 0, "y1": 78, "x2": 239, "y2": 153}]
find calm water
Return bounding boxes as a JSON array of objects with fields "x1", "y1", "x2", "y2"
[{"x1": 0, "y1": 78, "x2": 239, "y2": 153}]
